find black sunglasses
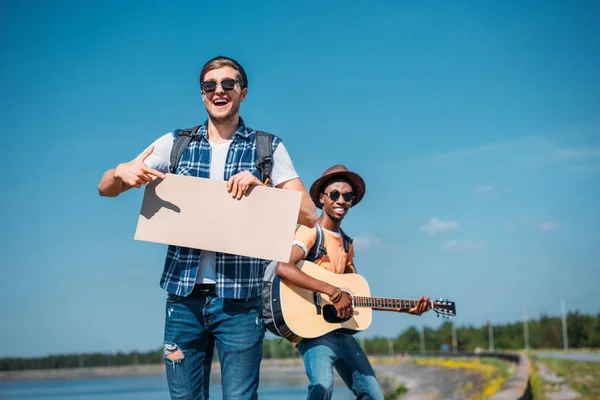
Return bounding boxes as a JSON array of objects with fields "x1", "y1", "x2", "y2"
[
  {"x1": 324, "y1": 190, "x2": 355, "y2": 202},
  {"x1": 200, "y1": 79, "x2": 244, "y2": 94}
]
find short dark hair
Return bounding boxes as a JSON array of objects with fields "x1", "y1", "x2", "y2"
[{"x1": 199, "y1": 55, "x2": 248, "y2": 88}]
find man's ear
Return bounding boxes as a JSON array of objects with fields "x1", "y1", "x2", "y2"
[
  {"x1": 240, "y1": 87, "x2": 248, "y2": 102},
  {"x1": 319, "y1": 193, "x2": 325, "y2": 207}
]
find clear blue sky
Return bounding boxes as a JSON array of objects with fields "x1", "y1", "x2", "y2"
[{"x1": 1, "y1": 0, "x2": 599, "y2": 357}]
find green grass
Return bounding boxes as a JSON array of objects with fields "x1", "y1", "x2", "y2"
[
  {"x1": 530, "y1": 356, "x2": 600, "y2": 399},
  {"x1": 384, "y1": 384, "x2": 408, "y2": 400},
  {"x1": 478, "y1": 357, "x2": 513, "y2": 381}
]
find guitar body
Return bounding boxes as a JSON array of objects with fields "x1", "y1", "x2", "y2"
[{"x1": 270, "y1": 260, "x2": 373, "y2": 342}]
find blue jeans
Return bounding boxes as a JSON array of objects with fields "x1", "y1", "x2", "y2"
[
  {"x1": 163, "y1": 291, "x2": 265, "y2": 400},
  {"x1": 297, "y1": 332, "x2": 384, "y2": 400}
]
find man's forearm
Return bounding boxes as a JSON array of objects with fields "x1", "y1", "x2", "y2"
[
  {"x1": 276, "y1": 178, "x2": 317, "y2": 228},
  {"x1": 297, "y1": 192, "x2": 318, "y2": 228},
  {"x1": 276, "y1": 262, "x2": 336, "y2": 297},
  {"x1": 98, "y1": 167, "x2": 129, "y2": 197}
]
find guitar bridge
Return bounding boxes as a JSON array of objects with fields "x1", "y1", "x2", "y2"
[{"x1": 313, "y1": 292, "x2": 322, "y2": 315}]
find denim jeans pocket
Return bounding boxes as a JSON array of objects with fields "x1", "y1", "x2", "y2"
[{"x1": 166, "y1": 293, "x2": 182, "y2": 304}]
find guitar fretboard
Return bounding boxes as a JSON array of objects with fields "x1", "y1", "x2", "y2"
[{"x1": 353, "y1": 297, "x2": 418, "y2": 310}]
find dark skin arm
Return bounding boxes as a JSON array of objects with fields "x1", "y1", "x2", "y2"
[{"x1": 275, "y1": 246, "x2": 353, "y2": 319}]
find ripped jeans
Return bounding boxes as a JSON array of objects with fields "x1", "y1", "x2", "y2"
[
  {"x1": 297, "y1": 332, "x2": 384, "y2": 400},
  {"x1": 163, "y1": 292, "x2": 265, "y2": 400}
]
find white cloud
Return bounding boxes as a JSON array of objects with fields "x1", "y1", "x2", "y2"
[
  {"x1": 418, "y1": 128, "x2": 600, "y2": 175},
  {"x1": 420, "y1": 218, "x2": 459, "y2": 236},
  {"x1": 539, "y1": 221, "x2": 561, "y2": 231},
  {"x1": 441, "y1": 239, "x2": 488, "y2": 251},
  {"x1": 352, "y1": 235, "x2": 383, "y2": 250},
  {"x1": 474, "y1": 184, "x2": 493, "y2": 193}
]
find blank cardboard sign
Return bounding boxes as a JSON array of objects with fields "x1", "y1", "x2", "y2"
[{"x1": 134, "y1": 174, "x2": 302, "y2": 263}]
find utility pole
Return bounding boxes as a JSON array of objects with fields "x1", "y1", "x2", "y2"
[
  {"x1": 488, "y1": 321, "x2": 494, "y2": 352},
  {"x1": 451, "y1": 321, "x2": 458, "y2": 353},
  {"x1": 524, "y1": 310, "x2": 530, "y2": 351},
  {"x1": 561, "y1": 299, "x2": 568, "y2": 351},
  {"x1": 419, "y1": 325, "x2": 425, "y2": 354}
]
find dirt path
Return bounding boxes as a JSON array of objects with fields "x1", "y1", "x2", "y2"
[{"x1": 535, "y1": 362, "x2": 580, "y2": 400}]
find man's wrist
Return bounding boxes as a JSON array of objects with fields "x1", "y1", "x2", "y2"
[
  {"x1": 113, "y1": 164, "x2": 124, "y2": 180},
  {"x1": 329, "y1": 287, "x2": 343, "y2": 303},
  {"x1": 324, "y1": 285, "x2": 337, "y2": 297}
]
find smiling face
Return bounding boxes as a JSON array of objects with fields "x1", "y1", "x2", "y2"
[
  {"x1": 201, "y1": 66, "x2": 247, "y2": 123},
  {"x1": 319, "y1": 179, "x2": 355, "y2": 221}
]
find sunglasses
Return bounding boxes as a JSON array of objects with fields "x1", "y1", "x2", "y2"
[
  {"x1": 200, "y1": 79, "x2": 244, "y2": 94},
  {"x1": 324, "y1": 190, "x2": 355, "y2": 203}
]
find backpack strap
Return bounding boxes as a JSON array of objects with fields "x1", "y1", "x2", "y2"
[
  {"x1": 306, "y1": 224, "x2": 327, "y2": 262},
  {"x1": 169, "y1": 125, "x2": 202, "y2": 174},
  {"x1": 254, "y1": 131, "x2": 274, "y2": 185},
  {"x1": 339, "y1": 228, "x2": 353, "y2": 254}
]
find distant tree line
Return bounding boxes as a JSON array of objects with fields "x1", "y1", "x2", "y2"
[{"x1": 2, "y1": 312, "x2": 599, "y2": 371}]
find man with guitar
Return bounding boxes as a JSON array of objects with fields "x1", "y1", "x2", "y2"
[{"x1": 275, "y1": 165, "x2": 432, "y2": 400}]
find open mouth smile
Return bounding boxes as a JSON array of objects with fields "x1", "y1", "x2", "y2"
[
  {"x1": 333, "y1": 206, "x2": 347, "y2": 215},
  {"x1": 212, "y1": 98, "x2": 230, "y2": 109}
]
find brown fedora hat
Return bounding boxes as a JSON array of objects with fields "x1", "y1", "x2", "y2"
[{"x1": 310, "y1": 165, "x2": 366, "y2": 209}]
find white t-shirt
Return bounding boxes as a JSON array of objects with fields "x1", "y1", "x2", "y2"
[{"x1": 143, "y1": 131, "x2": 299, "y2": 284}]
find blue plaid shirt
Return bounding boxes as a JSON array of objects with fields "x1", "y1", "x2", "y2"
[{"x1": 160, "y1": 118, "x2": 282, "y2": 299}]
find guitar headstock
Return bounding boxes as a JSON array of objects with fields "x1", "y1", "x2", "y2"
[{"x1": 432, "y1": 298, "x2": 456, "y2": 319}]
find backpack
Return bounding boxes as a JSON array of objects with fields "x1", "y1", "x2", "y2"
[
  {"x1": 262, "y1": 224, "x2": 353, "y2": 339},
  {"x1": 169, "y1": 125, "x2": 274, "y2": 184}
]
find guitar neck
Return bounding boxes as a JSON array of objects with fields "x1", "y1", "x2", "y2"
[{"x1": 353, "y1": 296, "x2": 421, "y2": 311}]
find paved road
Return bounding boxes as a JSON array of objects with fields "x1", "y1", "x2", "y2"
[{"x1": 535, "y1": 351, "x2": 600, "y2": 362}]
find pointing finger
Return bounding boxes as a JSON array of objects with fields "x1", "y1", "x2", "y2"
[{"x1": 142, "y1": 166, "x2": 166, "y2": 179}]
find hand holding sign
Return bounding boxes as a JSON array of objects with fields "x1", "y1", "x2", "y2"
[
  {"x1": 227, "y1": 170, "x2": 264, "y2": 200},
  {"x1": 115, "y1": 146, "x2": 166, "y2": 188}
]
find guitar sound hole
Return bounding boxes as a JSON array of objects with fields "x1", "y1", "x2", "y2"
[{"x1": 323, "y1": 305, "x2": 352, "y2": 323}]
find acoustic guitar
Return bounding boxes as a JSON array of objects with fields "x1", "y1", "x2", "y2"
[{"x1": 266, "y1": 260, "x2": 457, "y2": 343}]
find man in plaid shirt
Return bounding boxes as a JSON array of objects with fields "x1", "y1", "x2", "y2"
[{"x1": 98, "y1": 55, "x2": 317, "y2": 399}]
